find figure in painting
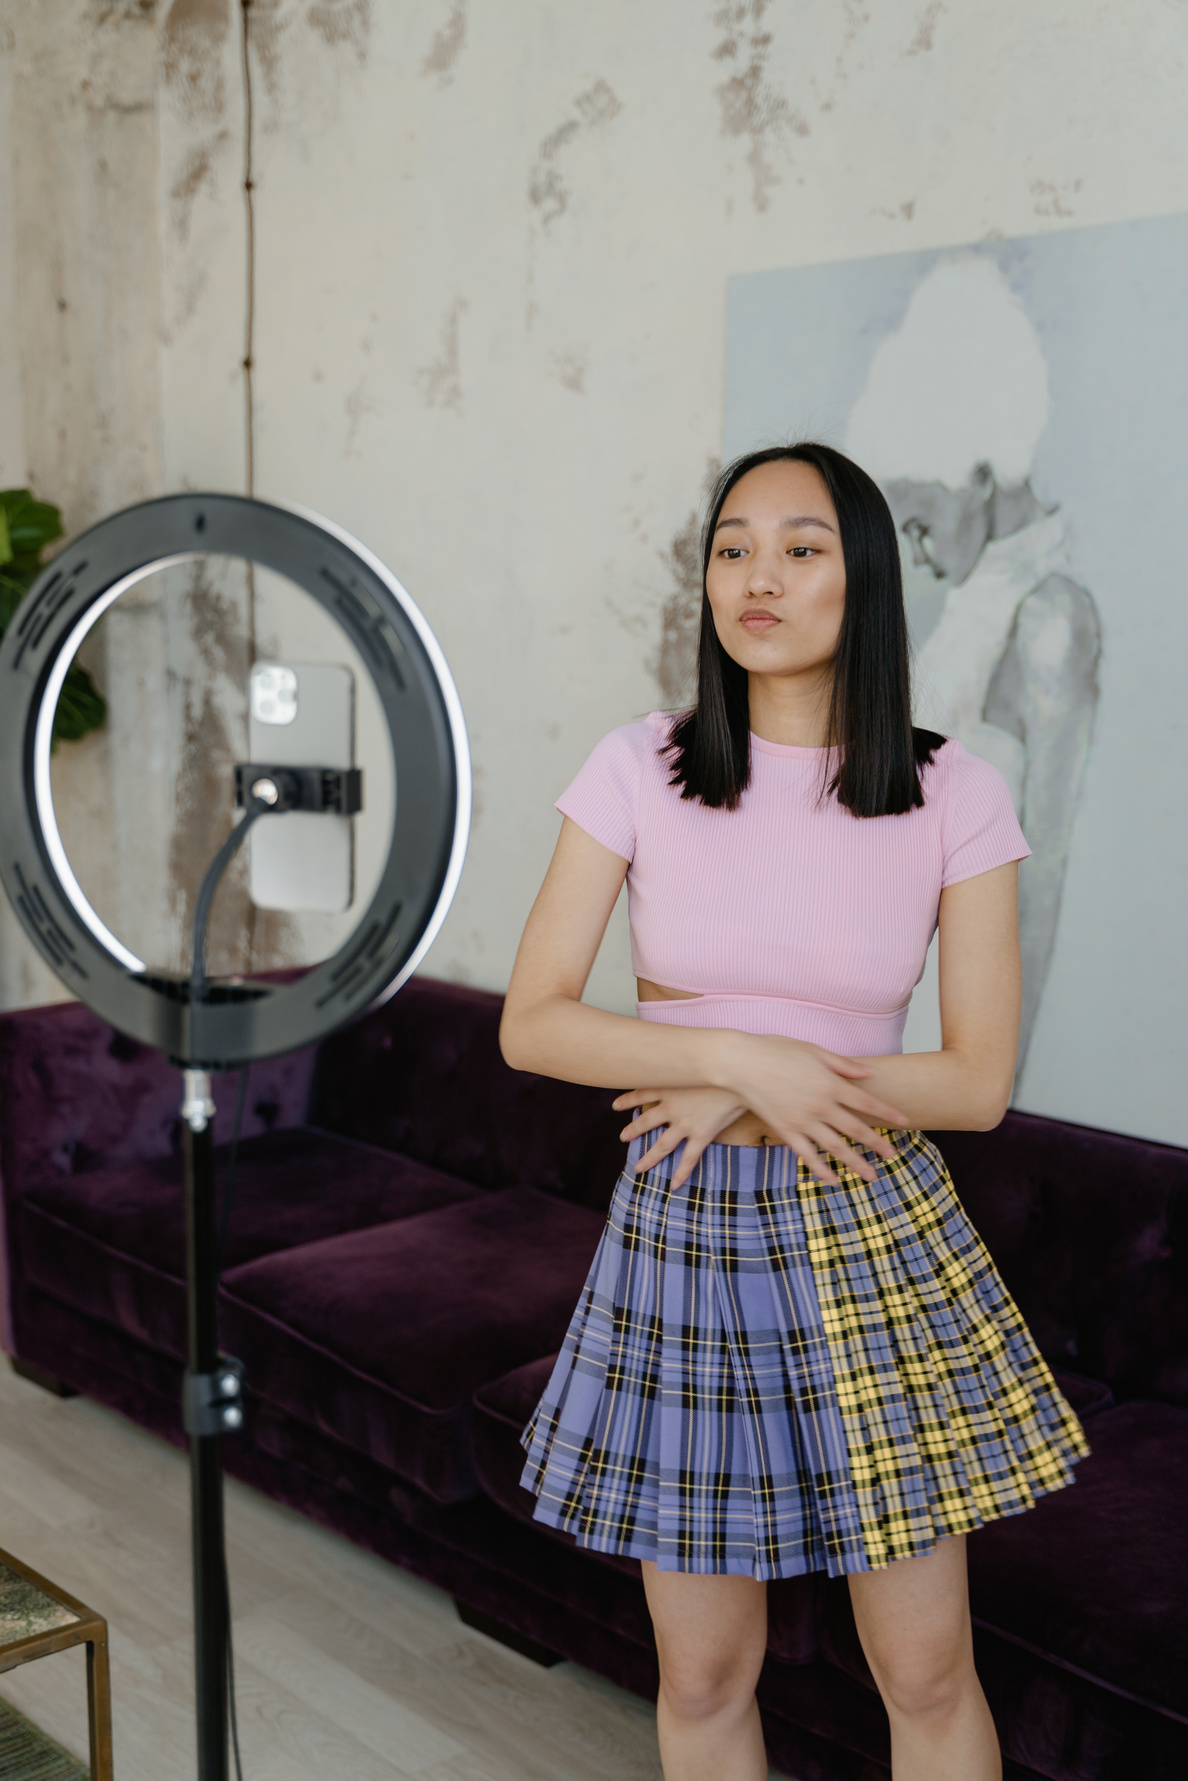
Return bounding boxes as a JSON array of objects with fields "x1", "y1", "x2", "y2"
[{"x1": 846, "y1": 255, "x2": 1101, "y2": 1078}]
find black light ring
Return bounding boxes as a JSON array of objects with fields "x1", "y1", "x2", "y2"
[{"x1": 0, "y1": 493, "x2": 471, "y2": 1067}]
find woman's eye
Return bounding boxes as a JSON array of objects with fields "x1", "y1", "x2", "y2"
[
  {"x1": 721, "y1": 547, "x2": 745, "y2": 559},
  {"x1": 789, "y1": 546, "x2": 816, "y2": 558}
]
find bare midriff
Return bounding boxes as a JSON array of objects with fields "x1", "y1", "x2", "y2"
[{"x1": 636, "y1": 977, "x2": 771, "y2": 1147}]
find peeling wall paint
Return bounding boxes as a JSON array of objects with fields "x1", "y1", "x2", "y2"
[
  {"x1": 307, "y1": 0, "x2": 372, "y2": 61},
  {"x1": 415, "y1": 298, "x2": 468, "y2": 412},
  {"x1": 529, "y1": 80, "x2": 623, "y2": 228},
  {"x1": 713, "y1": 1, "x2": 809, "y2": 212},
  {"x1": 422, "y1": 0, "x2": 467, "y2": 82},
  {"x1": 162, "y1": 0, "x2": 233, "y2": 122}
]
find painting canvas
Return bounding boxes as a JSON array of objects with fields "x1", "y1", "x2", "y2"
[{"x1": 724, "y1": 215, "x2": 1188, "y2": 1147}]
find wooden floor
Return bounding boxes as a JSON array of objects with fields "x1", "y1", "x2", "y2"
[{"x1": 0, "y1": 1361, "x2": 792, "y2": 1779}]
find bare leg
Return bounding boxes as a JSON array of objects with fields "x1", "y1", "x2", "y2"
[
  {"x1": 641, "y1": 1562, "x2": 769, "y2": 1781},
  {"x1": 848, "y1": 1535, "x2": 1001, "y2": 1781}
]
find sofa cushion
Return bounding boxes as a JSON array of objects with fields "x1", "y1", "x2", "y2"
[
  {"x1": 1049, "y1": 1368, "x2": 1113, "y2": 1420},
  {"x1": 220, "y1": 1187, "x2": 605, "y2": 1504},
  {"x1": 308, "y1": 976, "x2": 626, "y2": 1208},
  {"x1": 471, "y1": 1352, "x2": 819, "y2": 1666},
  {"x1": 15, "y1": 1128, "x2": 481, "y2": 1357},
  {"x1": 967, "y1": 1400, "x2": 1188, "y2": 1723}
]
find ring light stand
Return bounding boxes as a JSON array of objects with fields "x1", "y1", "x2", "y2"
[{"x1": 0, "y1": 494, "x2": 471, "y2": 1780}]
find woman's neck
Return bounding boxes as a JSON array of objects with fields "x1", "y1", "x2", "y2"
[{"x1": 747, "y1": 669, "x2": 833, "y2": 748}]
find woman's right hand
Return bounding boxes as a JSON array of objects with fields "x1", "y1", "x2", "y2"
[{"x1": 715, "y1": 1033, "x2": 909, "y2": 1186}]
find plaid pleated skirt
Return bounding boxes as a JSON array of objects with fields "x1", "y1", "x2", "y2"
[{"x1": 520, "y1": 1130, "x2": 1088, "y2": 1579}]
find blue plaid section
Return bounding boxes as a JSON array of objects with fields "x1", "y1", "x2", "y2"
[
  {"x1": 521, "y1": 1132, "x2": 1087, "y2": 1580},
  {"x1": 521, "y1": 1138, "x2": 867, "y2": 1579}
]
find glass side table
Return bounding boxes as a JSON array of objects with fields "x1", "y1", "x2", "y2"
[{"x1": 0, "y1": 1545, "x2": 112, "y2": 1780}]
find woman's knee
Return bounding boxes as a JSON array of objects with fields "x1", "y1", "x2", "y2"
[
  {"x1": 643, "y1": 1564, "x2": 767, "y2": 1723},
  {"x1": 873, "y1": 1646, "x2": 973, "y2": 1723},
  {"x1": 657, "y1": 1649, "x2": 759, "y2": 1724}
]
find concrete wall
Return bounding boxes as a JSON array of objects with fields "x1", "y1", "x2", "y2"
[{"x1": 2, "y1": 2, "x2": 1186, "y2": 1130}]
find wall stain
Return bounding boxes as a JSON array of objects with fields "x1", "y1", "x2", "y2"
[
  {"x1": 248, "y1": 0, "x2": 287, "y2": 104},
  {"x1": 168, "y1": 683, "x2": 248, "y2": 976},
  {"x1": 423, "y1": 0, "x2": 467, "y2": 82},
  {"x1": 168, "y1": 561, "x2": 256, "y2": 974},
  {"x1": 712, "y1": 2, "x2": 808, "y2": 213},
  {"x1": 415, "y1": 298, "x2": 468, "y2": 412},
  {"x1": 185, "y1": 560, "x2": 249, "y2": 683},
  {"x1": 307, "y1": 0, "x2": 371, "y2": 59},
  {"x1": 344, "y1": 369, "x2": 379, "y2": 455},
  {"x1": 906, "y1": 1, "x2": 946, "y2": 56},
  {"x1": 873, "y1": 197, "x2": 916, "y2": 222},
  {"x1": 162, "y1": 0, "x2": 232, "y2": 121},
  {"x1": 1031, "y1": 177, "x2": 1082, "y2": 218},
  {"x1": 169, "y1": 134, "x2": 229, "y2": 242},
  {"x1": 248, "y1": 905, "x2": 301, "y2": 971},
  {"x1": 810, "y1": 0, "x2": 871, "y2": 113},
  {"x1": 529, "y1": 80, "x2": 622, "y2": 228},
  {"x1": 651, "y1": 505, "x2": 704, "y2": 707},
  {"x1": 549, "y1": 348, "x2": 587, "y2": 394}
]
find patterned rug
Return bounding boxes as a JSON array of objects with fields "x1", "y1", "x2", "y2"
[{"x1": 0, "y1": 1697, "x2": 89, "y2": 1780}]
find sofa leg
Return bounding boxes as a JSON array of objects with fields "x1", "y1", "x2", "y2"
[
  {"x1": 9, "y1": 1356, "x2": 79, "y2": 1398},
  {"x1": 455, "y1": 1599, "x2": 563, "y2": 1668}
]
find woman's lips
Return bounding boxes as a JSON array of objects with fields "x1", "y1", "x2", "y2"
[{"x1": 740, "y1": 612, "x2": 780, "y2": 632}]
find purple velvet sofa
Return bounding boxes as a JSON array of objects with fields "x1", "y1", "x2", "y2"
[{"x1": 0, "y1": 976, "x2": 1184, "y2": 1781}]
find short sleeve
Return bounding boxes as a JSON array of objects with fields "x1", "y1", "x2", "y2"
[
  {"x1": 940, "y1": 742, "x2": 1032, "y2": 888},
  {"x1": 555, "y1": 723, "x2": 647, "y2": 862}
]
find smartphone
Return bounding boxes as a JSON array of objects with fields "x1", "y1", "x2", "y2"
[{"x1": 247, "y1": 662, "x2": 356, "y2": 912}]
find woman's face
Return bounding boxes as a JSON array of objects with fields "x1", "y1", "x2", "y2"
[{"x1": 705, "y1": 459, "x2": 846, "y2": 683}]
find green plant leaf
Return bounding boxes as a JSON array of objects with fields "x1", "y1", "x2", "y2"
[
  {"x1": 0, "y1": 579, "x2": 22, "y2": 635},
  {"x1": 51, "y1": 662, "x2": 107, "y2": 750},
  {"x1": 0, "y1": 491, "x2": 104, "y2": 749},
  {"x1": 0, "y1": 489, "x2": 62, "y2": 561}
]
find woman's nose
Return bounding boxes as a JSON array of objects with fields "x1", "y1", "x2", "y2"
[{"x1": 746, "y1": 559, "x2": 783, "y2": 596}]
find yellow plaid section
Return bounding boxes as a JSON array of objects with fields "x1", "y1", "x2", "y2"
[{"x1": 796, "y1": 1130, "x2": 1090, "y2": 1569}]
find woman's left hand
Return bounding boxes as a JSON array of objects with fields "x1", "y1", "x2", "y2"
[{"x1": 612, "y1": 1086, "x2": 750, "y2": 1189}]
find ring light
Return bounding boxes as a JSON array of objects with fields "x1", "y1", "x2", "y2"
[
  {"x1": 0, "y1": 492, "x2": 471, "y2": 1066},
  {"x1": 0, "y1": 491, "x2": 471, "y2": 1781}
]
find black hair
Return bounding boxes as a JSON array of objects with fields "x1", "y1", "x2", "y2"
[{"x1": 664, "y1": 441, "x2": 944, "y2": 817}]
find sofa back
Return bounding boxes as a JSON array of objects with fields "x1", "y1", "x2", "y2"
[
  {"x1": 0, "y1": 1000, "x2": 318, "y2": 1197},
  {"x1": 3, "y1": 986, "x2": 1183, "y2": 1407},
  {"x1": 932, "y1": 1116, "x2": 1188, "y2": 1409},
  {"x1": 308, "y1": 976, "x2": 625, "y2": 1209}
]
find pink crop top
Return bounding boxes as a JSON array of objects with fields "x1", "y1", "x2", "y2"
[{"x1": 556, "y1": 713, "x2": 1030, "y2": 1058}]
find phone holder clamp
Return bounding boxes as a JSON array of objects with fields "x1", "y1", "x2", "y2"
[{"x1": 233, "y1": 763, "x2": 364, "y2": 815}]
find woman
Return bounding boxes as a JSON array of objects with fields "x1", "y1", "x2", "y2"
[{"x1": 499, "y1": 443, "x2": 1087, "y2": 1781}]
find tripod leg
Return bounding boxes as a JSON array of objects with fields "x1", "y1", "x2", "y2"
[{"x1": 184, "y1": 1078, "x2": 229, "y2": 1781}]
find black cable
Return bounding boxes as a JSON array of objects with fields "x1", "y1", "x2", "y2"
[{"x1": 189, "y1": 804, "x2": 266, "y2": 1005}]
